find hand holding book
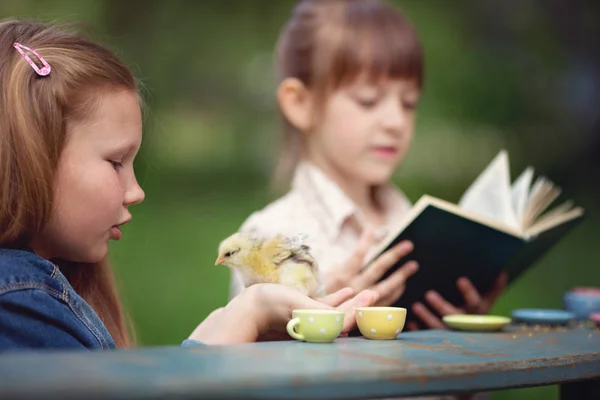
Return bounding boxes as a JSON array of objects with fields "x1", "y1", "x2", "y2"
[
  {"x1": 408, "y1": 272, "x2": 508, "y2": 330},
  {"x1": 324, "y1": 229, "x2": 419, "y2": 306},
  {"x1": 368, "y1": 150, "x2": 585, "y2": 327}
]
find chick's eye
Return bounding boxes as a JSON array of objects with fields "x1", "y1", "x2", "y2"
[{"x1": 224, "y1": 249, "x2": 239, "y2": 258}]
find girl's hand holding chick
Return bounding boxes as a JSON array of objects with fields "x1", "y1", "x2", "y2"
[
  {"x1": 188, "y1": 284, "x2": 379, "y2": 344},
  {"x1": 324, "y1": 229, "x2": 419, "y2": 307}
]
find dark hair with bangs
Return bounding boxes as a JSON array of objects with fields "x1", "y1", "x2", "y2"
[{"x1": 273, "y1": 0, "x2": 424, "y2": 187}]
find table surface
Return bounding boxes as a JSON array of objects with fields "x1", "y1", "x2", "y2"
[{"x1": 1, "y1": 325, "x2": 599, "y2": 399}]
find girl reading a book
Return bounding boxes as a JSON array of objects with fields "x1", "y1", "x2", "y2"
[
  {"x1": 231, "y1": 0, "x2": 507, "y2": 331},
  {"x1": 0, "y1": 19, "x2": 378, "y2": 350}
]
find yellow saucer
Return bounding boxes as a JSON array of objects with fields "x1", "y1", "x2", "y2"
[{"x1": 443, "y1": 314, "x2": 511, "y2": 332}]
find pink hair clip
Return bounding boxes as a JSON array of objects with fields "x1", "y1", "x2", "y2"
[{"x1": 13, "y1": 42, "x2": 51, "y2": 77}]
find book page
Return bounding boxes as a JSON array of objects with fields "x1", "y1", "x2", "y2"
[
  {"x1": 458, "y1": 150, "x2": 520, "y2": 231},
  {"x1": 511, "y1": 166, "x2": 534, "y2": 230},
  {"x1": 527, "y1": 200, "x2": 573, "y2": 231},
  {"x1": 525, "y1": 205, "x2": 584, "y2": 238},
  {"x1": 521, "y1": 176, "x2": 561, "y2": 230}
]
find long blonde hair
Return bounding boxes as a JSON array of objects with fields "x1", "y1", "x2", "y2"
[
  {"x1": 0, "y1": 19, "x2": 137, "y2": 347},
  {"x1": 273, "y1": 0, "x2": 424, "y2": 187}
]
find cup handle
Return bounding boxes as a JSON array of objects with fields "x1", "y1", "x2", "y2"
[{"x1": 286, "y1": 317, "x2": 304, "y2": 341}]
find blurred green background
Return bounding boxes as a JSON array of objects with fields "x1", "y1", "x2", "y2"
[{"x1": 2, "y1": 0, "x2": 599, "y2": 398}]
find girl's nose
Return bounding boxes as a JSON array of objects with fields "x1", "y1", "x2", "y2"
[
  {"x1": 125, "y1": 178, "x2": 145, "y2": 206},
  {"x1": 382, "y1": 101, "x2": 406, "y2": 133}
]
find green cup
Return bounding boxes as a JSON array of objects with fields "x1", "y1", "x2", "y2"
[{"x1": 286, "y1": 309, "x2": 345, "y2": 343}]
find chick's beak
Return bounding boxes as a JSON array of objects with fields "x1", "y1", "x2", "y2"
[{"x1": 215, "y1": 256, "x2": 225, "y2": 266}]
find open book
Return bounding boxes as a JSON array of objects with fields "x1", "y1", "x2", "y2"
[{"x1": 371, "y1": 150, "x2": 584, "y2": 327}]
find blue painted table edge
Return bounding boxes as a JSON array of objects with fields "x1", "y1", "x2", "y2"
[{"x1": 0, "y1": 326, "x2": 599, "y2": 399}]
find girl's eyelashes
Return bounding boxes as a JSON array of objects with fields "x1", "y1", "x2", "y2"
[
  {"x1": 348, "y1": 85, "x2": 419, "y2": 110},
  {"x1": 401, "y1": 93, "x2": 419, "y2": 110},
  {"x1": 355, "y1": 97, "x2": 379, "y2": 109},
  {"x1": 402, "y1": 99, "x2": 418, "y2": 110},
  {"x1": 109, "y1": 160, "x2": 124, "y2": 170},
  {"x1": 352, "y1": 92, "x2": 381, "y2": 109},
  {"x1": 355, "y1": 96, "x2": 417, "y2": 111},
  {"x1": 348, "y1": 85, "x2": 381, "y2": 109}
]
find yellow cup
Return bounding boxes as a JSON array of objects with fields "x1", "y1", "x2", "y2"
[
  {"x1": 286, "y1": 309, "x2": 345, "y2": 343},
  {"x1": 355, "y1": 306, "x2": 407, "y2": 340}
]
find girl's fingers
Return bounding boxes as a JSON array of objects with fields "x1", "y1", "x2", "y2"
[
  {"x1": 456, "y1": 277, "x2": 481, "y2": 311},
  {"x1": 424, "y1": 290, "x2": 463, "y2": 316},
  {"x1": 361, "y1": 240, "x2": 414, "y2": 285},
  {"x1": 373, "y1": 260, "x2": 419, "y2": 303},
  {"x1": 411, "y1": 302, "x2": 446, "y2": 329},
  {"x1": 317, "y1": 287, "x2": 355, "y2": 307},
  {"x1": 338, "y1": 289, "x2": 380, "y2": 331}
]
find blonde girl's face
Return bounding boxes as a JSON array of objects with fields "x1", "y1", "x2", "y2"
[
  {"x1": 31, "y1": 90, "x2": 145, "y2": 263},
  {"x1": 306, "y1": 77, "x2": 420, "y2": 185}
]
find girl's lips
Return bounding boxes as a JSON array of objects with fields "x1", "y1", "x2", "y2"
[
  {"x1": 110, "y1": 226, "x2": 122, "y2": 240},
  {"x1": 371, "y1": 146, "x2": 398, "y2": 158},
  {"x1": 110, "y1": 217, "x2": 131, "y2": 240}
]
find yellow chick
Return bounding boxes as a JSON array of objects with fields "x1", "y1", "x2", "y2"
[{"x1": 215, "y1": 232, "x2": 324, "y2": 297}]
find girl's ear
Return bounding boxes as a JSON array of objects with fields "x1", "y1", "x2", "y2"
[{"x1": 277, "y1": 78, "x2": 315, "y2": 133}]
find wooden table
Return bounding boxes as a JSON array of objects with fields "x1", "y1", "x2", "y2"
[{"x1": 0, "y1": 325, "x2": 599, "y2": 399}]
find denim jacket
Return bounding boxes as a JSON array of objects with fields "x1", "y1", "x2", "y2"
[
  {"x1": 0, "y1": 248, "x2": 117, "y2": 351},
  {"x1": 0, "y1": 248, "x2": 204, "y2": 351}
]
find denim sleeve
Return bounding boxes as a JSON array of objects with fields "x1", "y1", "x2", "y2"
[
  {"x1": 181, "y1": 339, "x2": 206, "y2": 347},
  {"x1": 0, "y1": 289, "x2": 91, "y2": 351}
]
